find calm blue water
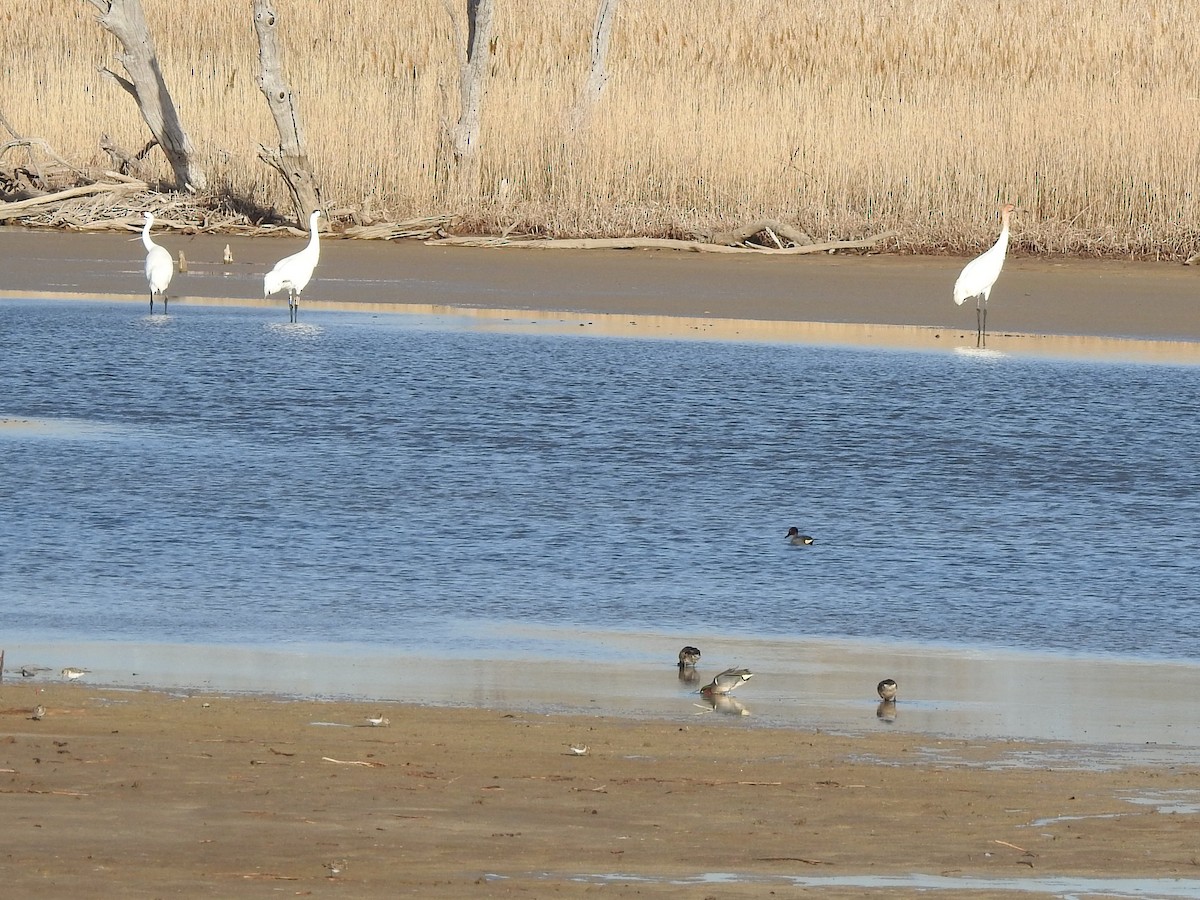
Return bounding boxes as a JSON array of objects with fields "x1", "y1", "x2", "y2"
[{"x1": 2, "y1": 299, "x2": 1198, "y2": 664}]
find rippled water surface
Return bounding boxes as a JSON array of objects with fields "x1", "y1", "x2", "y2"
[{"x1": 2, "y1": 299, "x2": 1198, "y2": 664}]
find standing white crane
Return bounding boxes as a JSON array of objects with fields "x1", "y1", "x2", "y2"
[
  {"x1": 141, "y1": 212, "x2": 174, "y2": 314},
  {"x1": 264, "y1": 210, "x2": 323, "y2": 323},
  {"x1": 953, "y1": 203, "x2": 1015, "y2": 347}
]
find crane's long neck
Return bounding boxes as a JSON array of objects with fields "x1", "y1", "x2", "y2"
[
  {"x1": 305, "y1": 214, "x2": 321, "y2": 261},
  {"x1": 995, "y1": 211, "x2": 1011, "y2": 253},
  {"x1": 141, "y1": 219, "x2": 155, "y2": 251}
]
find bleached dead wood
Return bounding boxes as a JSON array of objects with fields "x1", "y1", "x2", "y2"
[
  {"x1": 0, "y1": 124, "x2": 91, "y2": 192},
  {"x1": 429, "y1": 231, "x2": 898, "y2": 254},
  {"x1": 252, "y1": 0, "x2": 322, "y2": 225},
  {"x1": 569, "y1": 0, "x2": 619, "y2": 131},
  {"x1": 343, "y1": 215, "x2": 457, "y2": 241},
  {"x1": 99, "y1": 133, "x2": 156, "y2": 179},
  {"x1": 446, "y1": 0, "x2": 496, "y2": 190},
  {"x1": 705, "y1": 219, "x2": 815, "y2": 248},
  {"x1": 86, "y1": 0, "x2": 206, "y2": 192},
  {"x1": 0, "y1": 178, "x2": 148, "y2": 220}
]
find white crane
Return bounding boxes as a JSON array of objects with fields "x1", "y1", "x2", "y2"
[
  {"x1": 141, "y1": 212, "x2": 174, "y2": 314},
  {"x1": 953, "y1": 203, "x2": 1015, "y2": 347},
  {"x1": 264, "y1": 210, "x2": 323, "y2": 323}
]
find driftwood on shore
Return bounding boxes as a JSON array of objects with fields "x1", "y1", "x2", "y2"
[
  {"x1": 0, "y1": 174, "x2": 147, "y2": 218},
  {"x1": 341, "y1": 216, "x2": 457, "y2": 241},
  {"x1": 428, "y1": 230, "x2": 898, "y2": 255}
]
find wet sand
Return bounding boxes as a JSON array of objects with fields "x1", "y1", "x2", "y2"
[
  {"x1": 4, "y1": 681, "x2": 1200, "y2": 898},
  {"x1": 4, "y1": 227, "x2": 1200, "y2": 895},
  {"x1": 2, "y1": 225, "x2": 1199, "y2": 363}
]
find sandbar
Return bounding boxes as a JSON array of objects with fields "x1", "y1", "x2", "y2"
[{"x1": 2, "y1": 226, "x2": 1199, "y2": 364}]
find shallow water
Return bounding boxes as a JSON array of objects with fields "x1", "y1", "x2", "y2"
[
  {"x1": 543, "y1": 871, "x2": 1200, "y2": 898},
  {"x1": 2, "y1": 299, "x2": 1198, "y2": 739}
]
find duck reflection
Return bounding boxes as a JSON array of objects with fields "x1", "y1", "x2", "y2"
[
  {"x1": 876, "y1": 699, "x2": 897, "y2": 723},
  {"x1": 698, "y1": 693, "x2": 751, "y2": 716}
]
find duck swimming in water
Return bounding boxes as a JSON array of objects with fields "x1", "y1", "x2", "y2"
[
  {"x1": 877, "y1": 678, "x2": 898, "y2": 702},
  {"x1": 786, "y1": 527, "x2": 814, "y2": 546}
]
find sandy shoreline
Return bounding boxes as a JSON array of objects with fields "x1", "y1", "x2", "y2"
[
  {"x1": 2, "y1": 226, "x2": 1199, "y2": 364},
  {"x1": 4, "y1": 680, "x2": 1200, "y2": 898}
]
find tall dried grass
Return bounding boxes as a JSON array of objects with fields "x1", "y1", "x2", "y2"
[{"x1": 4, "y1": 0, "x2": 1200, "y2": 255}]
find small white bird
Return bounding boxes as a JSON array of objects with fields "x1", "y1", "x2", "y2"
[
  {"x1": 61, "y1": 667, "x2": 89, "y2": 681},
  {"x1": 324, "y1": 858, "x2": 348, "y2": 878},
  {"x1": 877, "y1": 678, "x2": 898, "y2": 702},
  {"x1": 953, "y1": 203, "x2": 1016, "y2": 348},
  {"x1": 365, "y1": 714, "x2": 390, "y2": 727},
  {"x1": 786, "y1": 526, "x2": 815, "y2": 546},
  {"x1": 222, "y1": 243, "x2": 233, "y2": 265},
  {"x1": 567, "y1": 745, "x2": 590, "y2": 756},
  {"x1": 31, "y1": 704, "x2": 46, "y2": 721},
  {"x1": 700, "y1": 667, "x2": 754, "y2": 695},
  {"x1": 141, "y1": 212, "x2": 174, "y2": 314},
  {"x1": 264, "y1": 210, "x2": 323, "y2": 323}
]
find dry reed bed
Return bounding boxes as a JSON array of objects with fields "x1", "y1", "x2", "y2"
[{"x1": 4, "y1": 0, "x2": 1200, "y2": 255}]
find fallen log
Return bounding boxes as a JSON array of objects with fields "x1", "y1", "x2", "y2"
[
  {"x1": 428, "y1": 231, "x2": 898, "y2": 255},
  {"x1": 704, "y1": 218, "x2": 814, "y2": 247},
  {"x1": 343, "y1": 215, "x2": 456, "y2": 241}
]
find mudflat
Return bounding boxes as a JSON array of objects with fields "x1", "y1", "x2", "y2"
[{"x1": 3, "y1": 683, "x2": 1199, "y2": 898}]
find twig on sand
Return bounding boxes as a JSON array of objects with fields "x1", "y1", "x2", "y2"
[
  {"x1": 753, "y1": 859, "x2": 830, "y2": 868},
  {"x1": 220, "y1": 872, "x2": 300, "y2": 881},
  {"x1": 322, "y1": 756, "x2": 385, "y2": 768},
  {"x1": 994, "y1": 839, "x2": 1036, "y2": 856}
]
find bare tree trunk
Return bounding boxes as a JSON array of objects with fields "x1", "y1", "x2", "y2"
[
  {"x1": 446, "y1": 0, "x2": 496, "y2": 193},
  {"x1": 252, "y1": 0, "x2": 322, "y2": 225},
  {"x1": 570, "y1": 0, "x2": 619, "y2": 132},
  {"x1": 86, "y1": 0, "x2": 206, "y2": 192}
]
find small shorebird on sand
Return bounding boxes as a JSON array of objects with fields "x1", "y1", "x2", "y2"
[
  {"x1": 700, "y1": 667, "x2": 754, "y2": 695},
  {"x1": 61, "y1": 667, "x2": 89, "y2": 681},
  {"x1": 786, "y1": 527, "x2": 815, "y2": 546},
  {"x1": 31, "y1": 705, "x2": 46, "y2": 721},
  {"x1": 365, "y1": 714, "x2": 390, "y2": 727},
  {"x1": 677, "y1": 646, "x2": 702, "y2": 668},
  {"x1": 877, "y1": 678, "x2": 898, "y2": 702}
]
